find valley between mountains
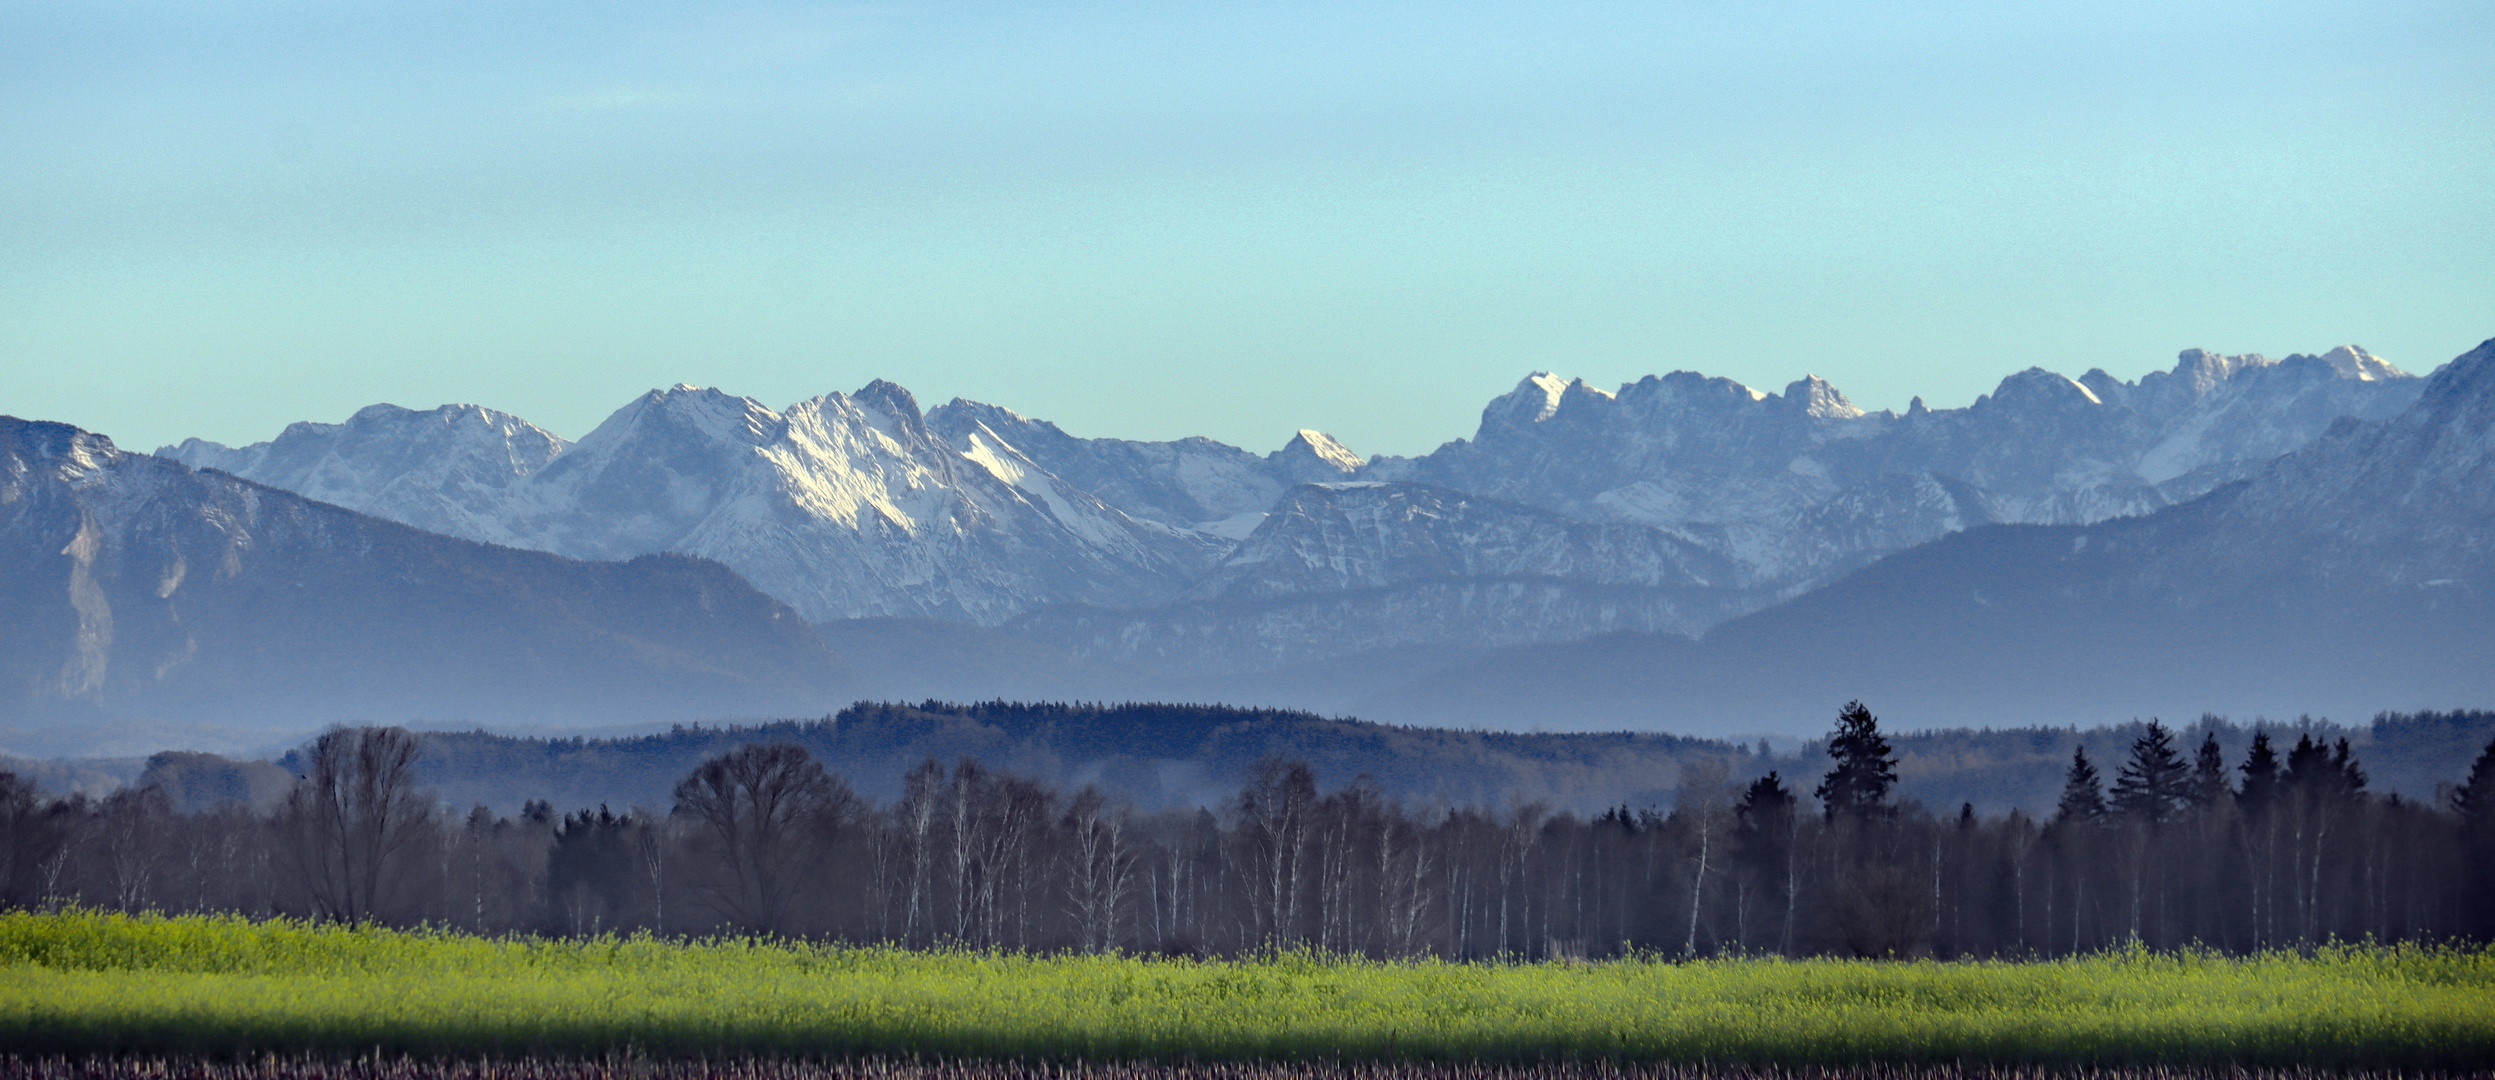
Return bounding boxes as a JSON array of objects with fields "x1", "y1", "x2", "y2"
[{"x1": 5, "y1": 338, "x2": 2487, "y2": 750}]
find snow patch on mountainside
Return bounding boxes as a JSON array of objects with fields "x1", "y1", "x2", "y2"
[{"x1": 160, "y1": 403, "x2": 569, "y2": 546}]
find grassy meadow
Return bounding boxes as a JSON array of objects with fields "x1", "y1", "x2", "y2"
[{"x1": 2, "y1": 911, "x2": 2491, "y2": 1071}]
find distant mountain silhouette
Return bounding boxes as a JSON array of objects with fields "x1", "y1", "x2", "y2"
[
  {"x1": 1367, "y1": 339, "x2": 2495, "y2": 735},
  {"x1": 1, "y1": 417, "x2": 854, "y2": 742},
  {"x1": 165, "y1": 344, "x2": 2421, "y2": 676}
]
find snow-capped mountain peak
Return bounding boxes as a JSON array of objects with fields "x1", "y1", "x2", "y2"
[
  {"x1": 2314, "y1": 344, "x2": 2405, "y2": 381},
  {"x1": 1270, "y1": 429, "x2": 1364, "y2": 482},
  {"x1": 1488, "y1": 372, "x2": 1574, "y2": 427},
  {"x1": 850, "y1": 378, "x2": 929, "y2": 440},
  {"x1": 1980, "y1": 367, "x2": 2105, "y2": 412},
  {"x1": 589, "y1": 385, "x2": 786, "y2": 450},
  {"x1": 1391, "y1": 344, "x2": 2422, "y2": 598},
  {"x1": 169, "y1": 379, "x2": 1227, "y2": 625},
  {"x1": 1777, "y1": 374, "x2": 1865, "y2": 419},
  {"x1": 156, "y1": 402, "x2": 571, "y2": 546},
  {"x1": 158, "y1": 340, "x2": 2442, "y2": 673}
]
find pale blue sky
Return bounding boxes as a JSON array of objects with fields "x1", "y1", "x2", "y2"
[{"x1": 5, "y1": 0, "x2": 2489, "y2": 457}]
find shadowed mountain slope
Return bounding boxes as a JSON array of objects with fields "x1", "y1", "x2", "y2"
[
  {"x1": 1, "y1": 417, "x2": 854, "y2": 738},
  {"x1": 1364, "y1": 339, "x2": 2495, "y2": 735}
]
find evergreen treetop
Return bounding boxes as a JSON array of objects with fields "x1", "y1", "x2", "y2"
[
  {"x1": 2456, "y1": 736, "x2": 2495, "y2": 821},
  {"x1": 2056, "y1": 744, "x2": 2106, "y2": 826},
  {"x1": 2111, "y1": 719, "x2": 2191, "y2": 825},
  {"x1": 2190, "y1": 730, "x2": 2231, "y2": 808},
  {"x1": 1813, "y1": 701, "x2": 1896, "y2": 821},
  {"x1": 2238, "y1": 731, "x2": 2281, "y2": 813}
]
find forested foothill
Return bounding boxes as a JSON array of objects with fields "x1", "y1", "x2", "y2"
[
  {"x1": 288, "y1": 701, "x2": 2495, "y2": 816},
  {"x1": 5, "y1": 702, "x2": 2493, "y2": 960}
]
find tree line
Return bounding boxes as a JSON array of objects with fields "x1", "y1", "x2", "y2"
[{"x1": 5, "y1": 702, "x2": 2493, "y2": 958}]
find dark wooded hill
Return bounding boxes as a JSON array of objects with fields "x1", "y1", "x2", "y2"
[
  {"x1": 409, "y1": 700, "x2": 1739, "y2": 815},
  {"x1": 400, "y1": 700, "x2": 2494, "y2": 819}
]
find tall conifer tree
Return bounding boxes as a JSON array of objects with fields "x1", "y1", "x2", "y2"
[
  {"x1": 2190, "y1": 731, "x2": 2231, "y2": 808},
  {"x1": 1814, "y1": 701, "x2": 1897, "y2": 821},
  {"x1": 2456, "y1": 736, "x2": 2495, "y2": 823},
  {"x1": 2238, "y1": 732, "x2": 2281, "y2": 814},
  {"x1": 2112, "y1": 720, "x2": 2191, "y2": 824},
  {"x1": 2056, "y1": 745, "x2": 2106, "y2": 826}
]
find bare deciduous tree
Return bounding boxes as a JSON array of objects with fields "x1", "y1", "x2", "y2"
[
  {"x1": 1237, "y1": 756, "x2": 1316, "y2": 950},
  {"x1": 276, "y1": 726, "x2": 430, "y2": 924},
  {"x1": 99, "y1": 785, "x2": 172, "y2": 912},
  {"x1": 673, "y1": 741, "x2": 856, "y2": 936},
  {"x1": 1062, "y1": 785, "x2": 1136, "y2": 952}
]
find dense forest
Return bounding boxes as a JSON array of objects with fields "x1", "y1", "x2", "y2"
[{"x1": 6, "y1": 702, "x2": 2493, "y2": 958}]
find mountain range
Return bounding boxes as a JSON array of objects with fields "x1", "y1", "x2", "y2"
[
  {"x1": 162, "y1": 345, "x2": 2416, "y2": 640},
  {"x1": 0, "y1": 337, "x2": 2476, "y2": 749},
  {"x1": 1372, "y1": 338, "x2": 2495, "y2": 731},
  {"x1": 0, "y1": 417, "x2": 850, "y2": 749}
]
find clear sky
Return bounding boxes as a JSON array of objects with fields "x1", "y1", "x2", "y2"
[{"x1": 4, "y1": 0, "x2": 2489, "y2": 458}]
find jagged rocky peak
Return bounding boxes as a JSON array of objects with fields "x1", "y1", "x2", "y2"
[
  {"x1": 927, "y1": 397, "x2": 1028, "y2": 433},
  {"x1": 1490, "y1": 372, "x2": 1573, "y2": 426},
  {"x1": 2113, "y1": 344, "x2": 2418, "y2": 420},
  {"x1": 1270, "y1": 429, "x2": 1364, "y2": 482},
  {"x1": 2196, "y1": 336, "x2": 2495, "y2": 587},
  {"x1": 1479, "y1": 372, "x2": 1618, "y2": 436},
  {"x1": 2170, "y1": 348, "x2": 2270, "y2": 389},
  {"x1": 5, "y1": 416, "x2": 119, "y2": 480},
  {"x1": 2302, "y1": 345, "x2": 2406, "y2": 382},
  {"x1": 1776, "y1": 375, "x2": 1863, "y2": 419},
  {"x1": 850, "y1": 379, "x2": 928, "y2": 434},
  {"x1": 2076, "y1": 369, "x2": 2130, "y2": 407},
  {"x1": 1617, "y1": 370, "x2": 1769, "y2": 409}
]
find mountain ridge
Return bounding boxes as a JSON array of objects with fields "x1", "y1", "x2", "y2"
[
  {"x1": 2, "y1": 417, "x2": 856, "y2": 741},
  {"x1": 162, "y1": 344, "x2": 2419, "y2": 661},
  {"x1": 1360, "y1": 338, "x2": 2495, "y2": 735}
]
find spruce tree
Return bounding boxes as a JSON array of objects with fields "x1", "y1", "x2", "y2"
[
  {"x1": 2111, "y1": 720, "x2": 2190, "y2": 824},
  {"x1": 1813, "y1": 701, "x2": 1897, "y2": 820},
  {"x1": 2455, "y1": 736, "x2": 2495, "y2": 822},
  {"x1": 2283, "y1": 734, "x2": 2332, "y2": 795},
  {"x1": 2189, "y1": 730, "x2": 2231, "y2": 808},
  {"x1": 2457, "y1": 735, "x2": 2495, "y2": 941},
  {"x1": 2330, "y1": 737, "x2": 2367, "y2": 795},
  {"x1": 2055, "y1": 745, "x2": 2106, "y2": 826},
  {"x1": 2237, "y1": 732, "x2": 2281, "y2": 814},
  {"x1": 1733, "y1": 772, "x2": 1798, "y2": 869}
]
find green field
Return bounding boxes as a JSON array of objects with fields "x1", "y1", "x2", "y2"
[{"x1": 2, "y1": 911, "x2": 2490, "y2": 1070}]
